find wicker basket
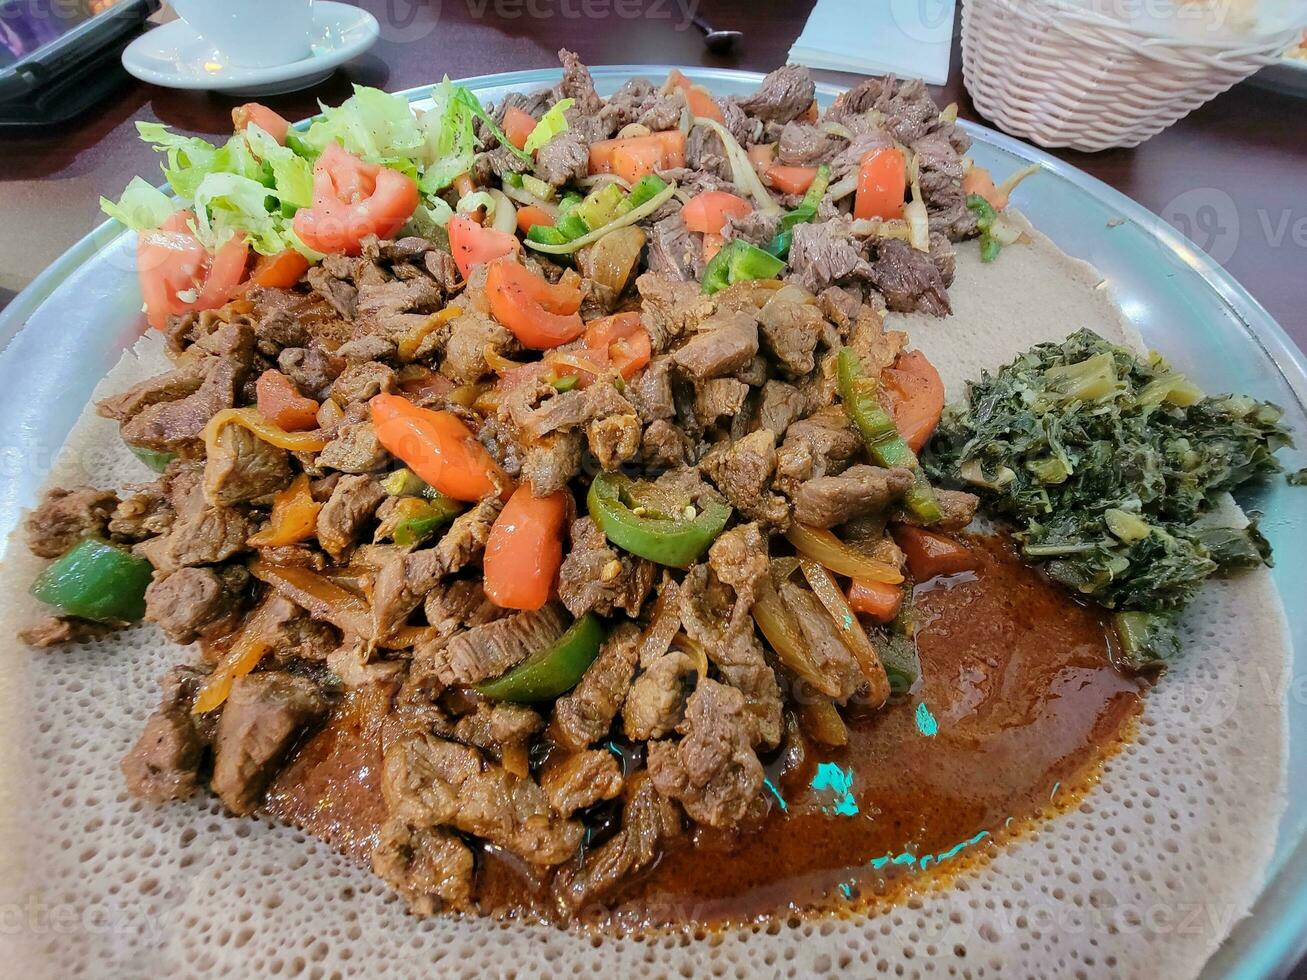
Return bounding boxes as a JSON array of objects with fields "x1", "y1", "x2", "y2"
[{"x1": 960, "y1": 0, "x2": 1299, "y2": 150}]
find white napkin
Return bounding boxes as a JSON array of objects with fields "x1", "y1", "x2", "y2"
[{"x1": 788, "y1": 0, "x2": 957, "y2": 85}]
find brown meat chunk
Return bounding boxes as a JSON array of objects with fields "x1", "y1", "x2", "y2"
[
  {"x1": 551, "y1": 773, "x2": 680, "y2": 912},
  {"x1": 670, "y1": 311, "x2": 759, "y2": 380},
  {"x1": 586, "y1": 412, "x2": 641, "y2": 471},
  {"x1": 420, "y1": 604, "x2": 568, "y2": 687},
  {"x1": 423, "y1": 579, "x2": 504, "y2": 639},
  {"x1": 636, "y1": 272, "x2": 717, "y2": 352},
  {"x1": 759, "y1": 380, "x2": 809, "y2": 437},
  {"x1": 211, "y1": 671, "x2": 328, "y2": 815},
  {"x1": 316, "y1": 474, "x2": 386, "y2": 560},
  {"x1": 867, "y1": 238, "x2": 951, "y2": 316},
  {"x1": 97, "y1": 363, "x2": 205, "y2": 423},
  {"x1": 540, "y1": 749, "x2": 624, "y2": 818},
  {"x1": 144, "y1": 565, "x2": 247, "y2": 644},
  {"x1": 521, "y1": 431, "x2": 583, "y2": 496},
  {"x1": 892, "y1": 487, "x2": 979, "y2": 530},
  {"x1": 793, "y1": 464, "x2": 915, "y2": 528},
  {"x1": 557, "y1": 517, "x2": 655, "y2": 619},
  {"x1": 134, "y1": 472, "x2": 253, "y2": 572},
  {"x1": 693, "y1": 378, "x2": 749, "y2": 426},
  {"x1": 203, "y1": 422, "x2": 292, "y2": 506},
  {"x1": 19, "y1": 616, "x2": 111, "y2": 648},
  {"x1": 758, "y1": 298, "x2": 824, "y2": 376},
  {"x1": 736, "y1": 64, "x2": 816, "y2": 123},
  {"x1": 121, "y1": 666, "x2": 210, "y2": 803},
  {"x1": 371, "y1": 820, "x2": 473, "y2": 916},
  {"x1": 640, "y1": 419, "x2": 693, "y2": 469},
  {"x1": 277, "y1": 346, "x2": 345, "y2": 400},
  {"x1": 551, "y1": 622, "x2": 640, "y2": 751},
  {"x1": 785, "y1": 220, "x2": 873, "y2": 295},
  {"x1": 452, "y1": 702, "x2": 544, "y2": 763},
  {"x1": 329, "y1": 361, "x2": 396, "y2": 406},
  {"x1": 120, "y1": 335, "x2": 252, "y2": 452},
  {"x1": 25, "y1": 486, "x2": 119, "y2": 558},
  {"x1": 622, "y1": 650, "x2": 697, "y2": 742},
  {"x1": 315, "y1": 422, "x2": 389, "y2": 474},
  {"x1": 701, "y1": 429, "x2": 788, "y2": 526},
  {"x1": 646, "y1": 679, "x2": 764, "y2": 829},
  {"x1": 441, "y1": 311, "x2": 516, "y2": 383},
  {"x1": 628, "y1": 355, "x2": 676, "y2": 423},
  {"x1": 708, "y1": 523, "x2": 770, "y2": 617}
]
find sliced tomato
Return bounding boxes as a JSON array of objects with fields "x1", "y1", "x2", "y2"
[
  {"x1": 256, "y1": 369, "x2": 320, "y2": 431},
  {"x1": 448, "y1": 213, "x2": 520, "y2": 280},
  {"x1": 681, "y1": 191, "x2": 752, "y2": 235},
  {"x1": 847, "y1": 579, "x2": 903, "y2": 623},
  {"x1": 137, "y1": 210, "x2": 249, "y2": 331},
  {"x1": 880, "y1": 350, "x2": 945, "y2": 452},
  {"x1": 800, "y1": 100, "x2": 819, "y2": 123},
  {"x1": 232, "y1": 102, "x2": 291, "y2": 144},
  {"x1": 516, "y1": 204, "x2": 556, "y2": 236},
  {"x1": 584, "y1": 312, "x2": 650, "y2": 378},
  {"x1": 666, "y1": 68, "x2": 725, "y2": 123},
  {"x1": 486, "y1": 258, "x2": 584, "y2": 349},
  {"x1": 589, "y1": 131, "x2": 686, "y2": 182},
  {"x1": 370, "y1": 394, "x2": 510, "y2": 502},
  {"x1": 483, "y1": 487, "x2": 570, "y2": 610},
  {"x1": 248, "y1": 248, "x2": 310, "y2": 289},
  {"x1": 503, "y1": 105, "x2": 538, "y2": 151},
  {"x1": 962, "y1": 165, "x2": 1008, "y2": 211},
  {"x1": 292, "y1": 143, "x2": 419, "y2": 256},
  {"x1": 854, "y1": 147, "x2": 907, "y2": 221},
  {"x1": 892, "y1": 526, "x2": 978, "y2": 581},
  {"x1": 767, "y1": 165, "x2": 818, "y2": 195}
]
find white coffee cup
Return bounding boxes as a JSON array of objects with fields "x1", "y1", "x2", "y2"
[{"x1": 170, "y1": 0, "x2": 316, "y2": 68}]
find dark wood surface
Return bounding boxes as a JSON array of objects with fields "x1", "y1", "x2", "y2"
[{"x1": 2, "y1": 0, "x2": 1303, "y2": 354}]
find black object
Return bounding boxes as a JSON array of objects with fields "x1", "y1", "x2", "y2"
[
  {"x1": 0, "y1": 0, "x2": 159, "y2": 126},
  {"x1": 691, "y1": 15, "x2": 743, "y2": 55}
]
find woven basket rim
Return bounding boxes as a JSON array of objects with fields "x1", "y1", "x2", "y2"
[{"x1": 972, "y1": 0, "x2": 1300, "y2": 52}]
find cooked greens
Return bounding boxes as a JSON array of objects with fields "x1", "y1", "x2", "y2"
[{"x1": 928, "y1": 329, "x2": 1292, "y2": 668}]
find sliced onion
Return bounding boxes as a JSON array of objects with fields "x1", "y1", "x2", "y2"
[
  {"x1": 203, "y1": 406, "x2": 327, "y2": 454},
  {"x1": 500, "y1": 181, "x2": 560, "y2": 217},
  {"x1": 820, "y1": 121, "x2": 854, "y2": 140},
  {"x1": 483, "y1": 344, "x2": 527, "y2": 374},
  {"x1": 989, "y1": 214, "x2": 1024, "y2": 245},
  {"x1": 692, "y1": 116, "x2": 783, "y2": 216},
  {"x1": 905, "y1": 176, "x2": 930, "y2": 253},
  {"x1": 577, "y1": 225, "x2": 646, "y2": 295},
  {"x1": 938, "y1": 102, "x2": 958, "y2": 126},
  {"x1": 786, "y1": 523, "x2": 904, "y2": 584},
  {"x1": 827, "y1": 171, "x2": 858, "y2": 201},
  {"x1": 487, "y1": 188, "x2": 517, "y2": 236},
  {"x1": 996, "y1": 163, "x2": 1041, "y2": 198},
  {"x1": 752, "y1": 577, "x2": 842, "y2": 698},
  {"x1": 524, "y1": 180, "x2": 678, "y2": 255},
  {"x1": 670, "y1": 632, "x2": 711, "y2": 678},
  {"x1": 637, "y1": 580, "x2": 681, "y2": 667},
  {"x1": 616, "y1": 122, "x2": 652, "y2": 139},
  {"x1": 798, "y1": 698, "x2": 849, "y2": 746},
  {"x1": 799, "y1": 558, "x2": 891, "y2": 707}
]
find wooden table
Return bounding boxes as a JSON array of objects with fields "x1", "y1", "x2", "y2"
[{"x1": 2, "y1": 0, "x2": 1304, "y2": 361}]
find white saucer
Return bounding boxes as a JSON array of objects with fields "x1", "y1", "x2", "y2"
[{"x1": 121, "y1": 1, "x2": 380, "y2": 96}]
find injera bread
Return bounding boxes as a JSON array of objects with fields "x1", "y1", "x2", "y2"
[{"x1": 0, "y1": 220, "x2": 1288, "y2": 978}]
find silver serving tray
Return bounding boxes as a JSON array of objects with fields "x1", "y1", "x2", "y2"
[{"x1": 0, "y1": 66, "x2": 1304, "y2": 977}]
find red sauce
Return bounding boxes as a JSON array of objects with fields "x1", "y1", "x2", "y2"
[{"x1": 262, "y1": 533, "x2": 1143, "y2": 931}]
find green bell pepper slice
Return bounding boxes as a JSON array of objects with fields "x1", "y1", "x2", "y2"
[
  {"x1": 526, "y1": 224, "x2": 570, "y2": 246},
  {"x1": 475, "y1": 613, "x2": 606, "y2": 702},
  {"x1": 390, "y1": 496, "x2": 463, "y2": 547},
  {"x1": 587, "y1": 473, "x2": 732, "y2": 567},
  {"x1": 836, "y1": 347, "x2": 942, "y2": 524},
  {"x1": 553, "y1": 212, "x2": 590, "y2": 241},
  {"x1": 700, "y1": 239, "x2": 786, "y2": 295},
  {"x1": 762, "y1": 165, "x2": 830, "y2": 259},
  {"x1": 30, "y1": 537, "x2": 154, "y2": 623},
  {"x1": 576, "y1": 183, "x2": 626, "y2": 230},
  {"x1": 128, "y1": 444, "x2": 176, "y2": 473},
  {"x1": 624, "y1": 174, "x2": 668, "y2": 211}
]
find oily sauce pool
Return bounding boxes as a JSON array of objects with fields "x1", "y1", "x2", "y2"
[{"x1": 264, "y1": 533, "x2": 1143, "y2": 930}]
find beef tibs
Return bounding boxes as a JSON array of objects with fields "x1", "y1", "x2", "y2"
[{"x1": 24, "y1": 52, "x2": 993, "y2": 925}]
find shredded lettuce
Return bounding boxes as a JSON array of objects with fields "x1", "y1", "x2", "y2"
[
  {"x1": 419, "y1": 79, "x2": 477, "y2": 193},
  {"x1": 402, "y1": 199, "x2": 455, "y2": 239},
  {"x1": 456, "y1": 190, "x2": 497, "y2": 216},
  {"x1": 244, "y1": 124, "x2": 315, "y2": 210},
  {"x1": 302, "y1": 84, "x2": 426, "y2": 164},
  {"x1": 99, "y1": 177, "x2": 175, "y2": 232},
  {"x1": 190, "y1": 173, "x2": 290, "y2": 255},
  {"x1": 523, "y1": 97, "x2": 573, "y2": 154},
  {"x1": 452, "y1": 84, "x2": 531, "y2": 164}
]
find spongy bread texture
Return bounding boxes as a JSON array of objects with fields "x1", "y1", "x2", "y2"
[{"x1": 0, "y1": 223, "x2": 1289, "y2": 979}]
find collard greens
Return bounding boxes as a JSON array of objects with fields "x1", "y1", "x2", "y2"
[{"x1": 928, "y1": 329, "x2": 1292, "y2": 667}]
